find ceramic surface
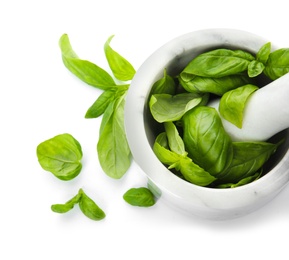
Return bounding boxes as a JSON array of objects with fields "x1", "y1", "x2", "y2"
[{"x1": 124, "y1": 29, "x2": 289, "y2": 220}]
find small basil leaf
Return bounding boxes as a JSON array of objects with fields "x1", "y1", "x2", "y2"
[
  {"x1": 104, "y1": 35, "x2": 136, "y2": 81},
  {"x1": 183, "y1": 106, "x2": 233, "y2": 176},
  {"x1": 179, "y1": 73, "x2": 254, "y2": 95},
  {"x1": 51, "y1": 193, "x2": 81, "y2": 213},
  {"x1": 123, "y1": 187, "x2": 155, "y2": 207},
  {"x1": 256, "y1": 42, "x2": 271, "y2": 64},
  {"x1": 149, "y1": 93, "x2": 208, "y2": 123},
  {"x1": 97, "y1": 95, "x2": 132, "y2": 179},
  {"x1": 59, "y1": 34, "x2": 115, "y2": 90},
  {"x1": 85, "y1": 85, "x2": 129, "y2": 118},
  {"x1": 219, "y1": 141, "x2": 279, "y2": 183},
  {"x1": 219, "y1": 84, "x2": 259, "y2": 128},
  {"x1": 37, "y1": 133, "x2": 83, "y2": 180},
  {"x1": 164, "y1": 122, "x2": 186, "y2": 156},
  {"x1": 181, "y1": 49, "x2": 255, "y2": 78},
  {"x1": 149, "y1": 69, "x2": 176, "y2": 96},
  {"x1": 248, "y1": 60, "x2": 265, "y2": 77},
  {"x1": 264, "y1": 48, "x2": 289, "y2": 80},
  {"x1": 78, "y1": 189, "x2": 106, "y2": 221}
]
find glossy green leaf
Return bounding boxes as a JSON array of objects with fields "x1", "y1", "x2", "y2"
[
  {"x1": 78, "y1": 189, "x2": 106, "y2": 221},
  {"x1": 181, "y1": 49, "x2": 255, "y2": 78},
  {"x1": 248, "y1": 60, "x2": 265, "y2": 77},
  {"x1": 256, "y1": 42, "x2": 271, "y2": 64},
  {"x1": 149, "y1": 92, "x2": 208, "y2": 123},
  {"x1": 217, "y1": 171, "x2": 261, "y2": 188},
  {"x1": 149, "y1": 69, "x2": 176, "y2": 96},
  {"x1": 97, "y1": 95, "x2": 131, "y2": 179},
  {"x1": 179, "y1": 73, "x2": 254, "y2": 95},
  {"x1": 59, "y1": 34, "x2": 115, "y2": 90},
  {"x1": 264, "y1": 48, "x2": 289, "y2": 80},
  {"x1": 104, "y1": 35, "x2": 136, "y2": 81},
  {"x1": 85, "y1": 84, "x2": 129, "y2": 118},
  {"x1": 37, "y1": 133, "x2": 83, "y2": 180},
  {"x1": 123, "y1": 187, "x2": 155, "y2": 207},
  {"x1": 219, "y1": 84, "x2": 259, "y2": 128},
  {"x1": 164, "y1": 122, "x2": 186, "y2": 156},
  {"x1": 183, "y1": 106, "x2": 233, "y2": 176},
  {"x1": 51, "y1": 193, "x2": 81, "y2": 213}
]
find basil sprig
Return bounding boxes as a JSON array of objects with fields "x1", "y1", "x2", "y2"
[{"x1": 59, "y1": 34, "x2": 135, "y2": 179}]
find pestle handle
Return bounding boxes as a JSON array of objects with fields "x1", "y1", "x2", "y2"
[{"x1": 210, "y1": 73, "x2": 289, "y2": 141}]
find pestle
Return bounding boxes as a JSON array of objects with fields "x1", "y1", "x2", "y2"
[{"x1": 209, "y1": 72, "x2": 289, "y2": 142}]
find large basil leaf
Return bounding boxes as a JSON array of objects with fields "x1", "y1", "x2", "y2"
[
  {"x1": 179, "y1": 73, "x2": 254, "y2": 95},
  {"x1": 37, "y1": 133, "x2": 83, "y2": 180},
  {"x1": 219, "y1": 84, "x2": 259, "y2": 128},
  {"x1": 97, "y1": 95, "x2": 131, "y2": 179},
  {"x1": 183, "y1": 106, "x2": 233, "y2": 176},
  {"x1": 218, "y1": 141, "x2": 280, "y2": 183},
  {"x1": 264, "y1": 48, "x2": 289, "y2": 80},
  {"x1": 181, "y1": 49, "x2": 255, "y2": 78},
  {"x1": 149, "y1": 92, "x2": 208, "y2": 123},
  {"x1": 104, "y1": 35, "x2": 136, "y2": 81},
  {"x1": 59, "y1": 34, "x2": 115, "y2": 90}
]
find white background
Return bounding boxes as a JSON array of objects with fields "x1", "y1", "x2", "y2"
[{"x1": 1, "y1": 0, "x2": 289, "y2": 259}]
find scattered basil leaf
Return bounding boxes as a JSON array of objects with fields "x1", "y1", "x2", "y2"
[
  {"x1": 85, "y1": 84, "x2": 129, "y2": 118},
  {"x1": 59, "y1": 34, "x2": 116, "y2": 90},
  {"x1": 256, "y1": 42, "x2": 271, "y2": 64},
  {"x1": 123, "y1": 187, "x2": 155, "y2": 207},
  {"x1": 149, "y1": 69, "x2": 176, "y2": 96},
  {"x1": 248, "y1": 60, "x2": 265, "y2": 77},
  {"x1": 179, "y1": 73, "x2": 254, "y2": 95},
  {"x1": 182, "y1": 106, "x2": 233, "y2": 176},
  {"x1": 219, "y1": 84, "x2": 259, "y2": 128},
  {"x1": 51, "y1": 193, "x2": 81, "y2": 213},
  {"x1": 104, "y1": 35, "x2": 136, "y2": 81},
  {"x1": 97, "y1": 95, "x2": 131, "y2": 179},
  {"x1": 37, "y1": 133, "x2": 83, "y2": 181},
  {"x1": 149, "y1": 92, "x2": 208, "y2": 123},
  {"x1": 181, "y1": 49, "x2": 255, "y2": 78},
  {"x1": 78, "y1": 189, "x2": 106, "y2": 221},
  {"x1": 264, "y1": 48, "x2": 289, "y2": 80}
]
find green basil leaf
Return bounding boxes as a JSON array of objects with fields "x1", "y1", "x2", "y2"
[
  {"x1": 37, "y1": 133, "x2": 83, "y2": 180},
  {"x1": 123, "y1": 187, "x2": 155, "y2": 207},
  {"x1": 183, "y1": 106, "x2": 233, "y2": 176},
  {"x1": 219, "y1": 141, "x2": 279, "y2": 183},
  {"x1": 51, "y1": 193, "x2": 81, "y2": 213},
  {"x1": 164, "y1": 122, "x2": 186, "y2": 156},
  {"x1": 97, "y1": 95, "x2": 131, "y2": 179},
  {"x1": 59, "y1": 34, "x2": 115, "y2": 90},
  {"x1": 256, "y1": 42, "x2": 271, "y2": 64},
  {"x1": 181, "y1": 49, "x2": 255, "y2": 78},
  {"x1": 179, "y1": 73, "x2": 254, "y2": 95},
  {"x1": 219, "y1": 84, "x2": 259, "y2": 128},
  {"x1": 149, "y1": 69, "x2": 176, "y2": 96},
  {"x1": 104, "y1": 35, "x2": 136, "y2": 81},
  {"x1": 149, "y1": 92, "x2": 208, "y2": 123},
  {"x1": 264, "y1": 48, "x2": 289, "y2": 80},
  {"x1": 217, "y1": 171, "x2": 261, "y2": 188},
  {"x1": 248, "y1": 60, "x2": 265, "y2": 77},
  {"x1": 78, "y1": 189, "x2": 106, "y2": 221},
  {"x1": 85, "y1": 84, "x2": 129, "y2": 118}
]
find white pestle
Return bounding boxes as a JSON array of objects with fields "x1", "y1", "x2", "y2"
[{"x1": 209, "y1": 72, "x2": 289, "y2": 142}]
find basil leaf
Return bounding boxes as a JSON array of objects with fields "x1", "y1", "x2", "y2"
[
  {"x1": 181, "y1": 49, "x2": 255, "y2": 78},
  {"x1": 149, "y1": 69, "x2": 176, "y2": 96},
  {"x1": 97, "y1": 95, "x2": 131, "y2": 179},
  {"x1": 59, "y1": 34, "x2": 115, "y2": 90},
  {"x1": 183, "y1": 106, "x2": 233, "y2": 176},
  {"x1": 37, "y1": 133, "x2": 83, "y2": 180},
  {"x1": 164, "y1": 122, "x2": 186, "y2": 156},
  {"x1": 219, "y1": 84, "x2": 259, "y2": 128},
  {"x1": 264, "y1": 48, "x2": 289, "y2": 80},
  {"x1": 219, "y1": 141, "x2": 279, "y2": 183},
  {"x1": 248, "y1": 60, "x2": 265, "y2": 77},
  {"x1": 123, "y1": 187, "x2": 155, "y2": 207},
  {"x1": 51, "y1": 193, "x2": 81, "y2": 213},
  {"x1": 85, "y1": 84, "x2": 129, "y2": 118},
  {"x1": 179, "y1": 73, "x2": 254, "y2": 95},
  {"x1": 104, "y1": 35, "x2": 136, "y2": 81},
  {"x1": 256, "y1": 42, "x2": 271, "y2": 64},
  {"x1": 149, "y1": 92, "x2": 208, "y2": 123},
  {"x1": 78, "y1": 189, "x2": 106, "y2": 221},
  {"x1": 217, "y1": 171, "x2": 261, "y2": 188}
]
